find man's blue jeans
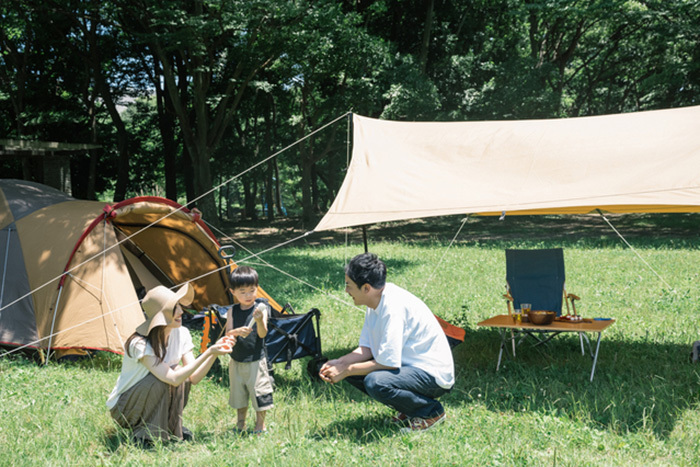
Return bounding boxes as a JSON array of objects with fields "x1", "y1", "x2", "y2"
[{"x1": 344, "y1": 366, "x2": 449, "y2": 419}]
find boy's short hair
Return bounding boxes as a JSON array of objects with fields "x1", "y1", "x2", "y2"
[
  {"x1": 229, "y1": 266, "x2": 259, "y2": 289},
  {"x1": 345, "y1": 253, "x2": 386, "y2": 289}
]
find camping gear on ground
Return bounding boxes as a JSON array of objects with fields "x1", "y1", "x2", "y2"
[
  {"x1": 691, "y1": 341, "x2": 700, "y2": 363},
  {"x1": 198, "y1": 303, "x2": 326, "y2": 380},
  {"x1": 0, "y1": 179, "x2": 280, "y2": 360}
]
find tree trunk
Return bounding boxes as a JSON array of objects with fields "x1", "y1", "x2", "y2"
[
  {"x1": 151, "y1": 51, "x2": 179, "y2": 201},
  {"x1": 274, "y1": 159, "x2": 284, "y2": 216},
  {"x1": 265, "y1": 161, "x2": 274, "y2": 221},
  {"x1": 419, "y1": 0, "x2": 435, "y2": 75}
]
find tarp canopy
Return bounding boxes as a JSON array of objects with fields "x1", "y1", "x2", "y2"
[{"x1": 315, "y1": 106, "x2": 700, "y2": 232}]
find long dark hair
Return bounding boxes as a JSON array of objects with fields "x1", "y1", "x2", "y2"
[{"x1": 125, "y1": 322, "x2": 169, "y2": 364}]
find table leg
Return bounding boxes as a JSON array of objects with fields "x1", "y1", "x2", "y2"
[
  {"x1": 589, "y1": 332, "x2": 603, "y2": 382},
  {"x1": 497, "y1": 328, "x2": 506, "y2": 371}
]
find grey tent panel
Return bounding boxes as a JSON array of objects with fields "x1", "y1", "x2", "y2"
[
  {"x1": 0, "y1": 179, "x2": 73, "y2": 222},
  {"x1": 0, "y1": 224, "x2": 39, "y2": 347}
]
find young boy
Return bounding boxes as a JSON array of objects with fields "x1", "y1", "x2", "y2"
[{"x1": 226, "y1": 266, "x2": 274, "y2": 434}]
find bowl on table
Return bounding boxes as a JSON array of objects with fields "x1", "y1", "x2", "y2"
[{"x1": 528, "y1": 310, "x2": 556, "y2": 325}]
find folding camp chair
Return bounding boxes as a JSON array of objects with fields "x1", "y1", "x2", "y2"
[{"x1": 502, "y1": 248, "x2": 584, "y2": 351}]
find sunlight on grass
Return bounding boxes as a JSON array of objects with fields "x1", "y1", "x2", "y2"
[{"x1": 2, "y1": 214, "x2": 700, "y2": 465}]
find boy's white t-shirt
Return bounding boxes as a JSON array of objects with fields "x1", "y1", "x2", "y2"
[
  {"x1": 106, "y1": 327, "x2": 194, "y2": 409},
  {"x1": 358, "y1": 283, "x2": 455, "y2": 389}
]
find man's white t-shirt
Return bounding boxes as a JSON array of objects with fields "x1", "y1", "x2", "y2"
[
  {"x1": 358, "y1": 283, "x2": 455, "y2": 389},
  {"x1": 106, "y1": 327, "x2": 194, "y2": 409}
]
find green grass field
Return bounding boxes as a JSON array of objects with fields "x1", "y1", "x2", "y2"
[{"x1": 2, "y1": 214, "x2": 700, "y2": 466}]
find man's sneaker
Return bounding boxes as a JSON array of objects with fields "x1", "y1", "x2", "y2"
[
  {"x1": 400, "y1": 411, "x2": 446, "y2": 433},
  {"x1": 691, "y1": 341, "x2": 700, "y2": 363},
  {"x1": 385, "y1": 412, "x2": 410, "y2": 426}
]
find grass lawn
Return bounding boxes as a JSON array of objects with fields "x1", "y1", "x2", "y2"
[{"x1": 2, "y1": 214, "x2": 700, "y2": 466}]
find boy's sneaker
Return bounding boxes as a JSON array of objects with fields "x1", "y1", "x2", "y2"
[
  {"x1": 385, "y1": 412, "x2": 410, "y2": 426},
  {"x1": 400, "y1": 411, "x2": 446, "y2": 433},
  {"x1": 691, "y1": 341, "x2": 700, "y2": 363},
  {"x1": 182, "y1": 426, "x2": 194, "y2": 442}
]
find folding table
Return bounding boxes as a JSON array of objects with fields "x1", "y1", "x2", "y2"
[{"x1": 477, "y1": 314, "x2": 615, "y2": 381}]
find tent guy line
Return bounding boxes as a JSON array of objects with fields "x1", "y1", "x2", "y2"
[
  {"x1": 0, "y1": 113, "x2": 353, "y2": 319},
  {"x1": 418, "y1": 216, "x2": 470, "y2": 299},
  {"x1": 596, "y1": 210, "x2": 673, "y2": 290},
  {"x1": 0, "y1": 228, "x2": 356, "y2": 359},
  {"x1": 5, "y1": 105, "x2": 698, "y2": 357},
  {"x1": 202, "y1": 219, "x2": 358, "y2": 310}
]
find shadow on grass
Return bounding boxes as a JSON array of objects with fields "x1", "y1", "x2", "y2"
[
  {"x1": 452, "y1": 328, "x2": 700, "y2": 438},
  {"x1": 223, "y1": 213, "x2": 700, "y2": 251},
  {"x1": 307, "y1": 413, "x2": 400, "y2": 443},
  {"x1": 266, "y1": 329, "x2": 700, "y2": 442}
]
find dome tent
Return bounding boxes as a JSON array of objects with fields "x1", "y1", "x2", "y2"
[{"x1": 0, "y1": 179, "x2": 280, "y2": 359}]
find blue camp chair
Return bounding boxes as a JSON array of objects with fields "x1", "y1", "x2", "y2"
[{"x1": 502, "y1": 248, "x2": 581, "y2": 347}]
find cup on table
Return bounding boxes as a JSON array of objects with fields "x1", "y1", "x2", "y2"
[
  {"x1": 521, "y1": 303, "x2": 531, "y2": 314},
  {"x1": 512, "y1": 308, "x2": 521, "y2": 323}
]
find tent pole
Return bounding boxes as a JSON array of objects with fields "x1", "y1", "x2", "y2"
[
  {"x1": 362, "y1": 226, "x2": 368, "y2": 253},
  {"x1": 46, "y1": 280, "x2": 66, "y2": 364},
  {"x1": 0, "y1": 228, "x2": 11, "y2": 310}
]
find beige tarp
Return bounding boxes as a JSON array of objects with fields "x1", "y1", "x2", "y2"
[{"x1": 315, "y1": 106, "x2": 700, "y2": 232}]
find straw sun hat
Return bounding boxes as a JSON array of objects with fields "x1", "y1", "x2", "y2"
[{"x1": 136, "y1": 283, "x2": 195, "y2": 335}]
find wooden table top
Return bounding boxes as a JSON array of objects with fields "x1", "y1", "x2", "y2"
[{"x1": 477, "y1": 314, "x2": 615, "y2": 333}]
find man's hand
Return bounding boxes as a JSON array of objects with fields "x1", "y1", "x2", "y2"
[{"x1": 318, "y1": 359, "x2": 348, "y2": 384}]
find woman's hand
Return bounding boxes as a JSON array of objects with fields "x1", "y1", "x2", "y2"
[{"x1": 211, "y1": 336, "x2": 235, "y2": 354}]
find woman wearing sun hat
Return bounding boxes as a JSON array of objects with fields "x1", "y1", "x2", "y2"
[{"x1": 106, "y1": 283, "x2": 231, "y2": 447}]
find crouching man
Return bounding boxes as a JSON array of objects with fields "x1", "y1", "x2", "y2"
[{"x1": 319, "y1": 253, "x2": 455, "y2": 432}]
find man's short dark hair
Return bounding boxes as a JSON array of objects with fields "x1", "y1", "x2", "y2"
[
  {"x1": 229, "y1": 265, "x2": 259, "y2": 289},
  {"x1": 345, "y1": 253, "x2": 386, "y2": 289}
]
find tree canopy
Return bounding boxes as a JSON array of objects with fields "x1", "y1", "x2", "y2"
[{"x1": 1, "y1": 0, "x2": 698, "y2": 225}]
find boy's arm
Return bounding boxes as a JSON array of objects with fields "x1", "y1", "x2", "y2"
[
  {"x1": 254, "y1": 303, "x2": 268, "y2": 338},
  {"x1": 225, "y1": 306, "x2": 233, "y2": 333}
]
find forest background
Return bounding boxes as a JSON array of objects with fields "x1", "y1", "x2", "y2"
[{"x1": 2, "y1": 0, "x2": 699, "y2": 227}]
